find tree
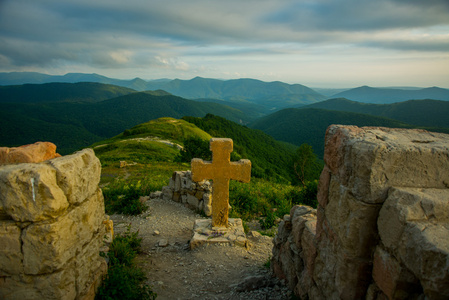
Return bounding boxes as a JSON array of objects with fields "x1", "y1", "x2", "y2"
[
  {"x1": 292, "y1": 143, "x2": 323, "y2": 186},
  {"x1": 175, "y1": 137, "x2": 211, "y2": 162}
]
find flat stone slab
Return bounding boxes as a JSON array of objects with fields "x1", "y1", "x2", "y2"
[{"x1": 190, "y1": 218, "x2": 248, "y2": 249}]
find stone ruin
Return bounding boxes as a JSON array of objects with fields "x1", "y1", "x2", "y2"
[
  {"x1": 0, "y1": 144, "x2": 111, "y2": 300},
  {"x1": 160, "y1": 170, "x2": 213, "y2": 216},
  {"x1": 272, "y1": 125, "x2": 449, "y2": 299}
]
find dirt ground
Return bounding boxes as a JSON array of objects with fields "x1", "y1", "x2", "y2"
[{"x1": 110, "y1": 197, "x2": 292, "y2": 300}]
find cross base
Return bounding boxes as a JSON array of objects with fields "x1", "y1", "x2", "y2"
[{"x1": 189, "y1": 218, "x2": 249, "y2": 250}]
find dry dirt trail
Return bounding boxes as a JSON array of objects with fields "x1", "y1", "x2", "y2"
[{"x1": 110, "y1": 197, "x2": 292, "y2": 300}]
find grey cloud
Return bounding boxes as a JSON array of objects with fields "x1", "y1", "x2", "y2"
[
  {"x1": 264, "y1": 0, "x2": 449, "y2": 32},
  {"x1": 0, "y1": 0, "x2": 448, "y2": 74}
]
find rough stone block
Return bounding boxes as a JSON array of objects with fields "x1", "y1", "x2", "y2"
[
  {"x1": 400, "y1": 223, "x2": 449, "y2": 298},
  {"x1": 324, "y1": 125, "x2": 449, "y2": 204},
  {"x1": 161, "y1": 186, "x2": 173, "y2": 201},
  {"x1": 372, "y1": 246, "x2": 421, "y2": 300},
  {"x1": 186, "y1": 193, "x2": 199, "y2": 208},
  {"x1": 378, "y1": 187, "x2": 449, "y2": 298},
  {"x1": 290, "y1": 207, "x2": 315, "y2": 250},
  {"x1": 325, "y1": 178, "x2": 381, "y2": 258},
  {"x1": 0, "y1": 163, "x2": 69, "y2": 222},
  {"x1": 0, "y1": 263, "x2": 76, "y2": 300},
  {"x1": 174, "y1": 171, "x2": 183, "y2": 191},
  {"x1": 335, "y1": 253, "x2": 373, "y2": 300},
  {"x1": 0, "y1": 221, "x2": 23, "y2": 276},
  {"x1": 22, "y1": 188, "x2": 105, "y2": 274},
  {"x1": 47, "y1": 148, "x2": 101, "y2": 205},
  {"x1": 317, "y1": 165, "x2": 331, "y2": 208},
  {"x1": 312, "y1": 237, "x2": 339, "y2": 299},
  {"x1": 301, "y1": 219, "x2": 317, "y2": 277},
  {"x1": 76, "y1": 233, "x2": 108, "y2": 299},
  {"x1": 0, "y1": 142, "x2": 61, "y2": 165}
]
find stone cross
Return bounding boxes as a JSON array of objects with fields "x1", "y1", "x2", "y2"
[{"x1": 191, "y1": 138, "x2": 251, "y2": 228}]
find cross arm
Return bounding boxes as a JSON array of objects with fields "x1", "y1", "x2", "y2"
[
  {"x1": 229, "y1": 159, "x2": 251, "y2": 183},
  {"x1": 191, "y1": 158, "x2": 215, "y2": 182}
]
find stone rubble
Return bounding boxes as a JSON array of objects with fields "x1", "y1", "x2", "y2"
[{"x1": 159, "y1": 170, "x2": 213, "y2": 216}]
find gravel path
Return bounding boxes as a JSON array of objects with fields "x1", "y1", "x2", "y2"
[{"x1": 110, "y1": 197, "x2": 292, "y2": 299}]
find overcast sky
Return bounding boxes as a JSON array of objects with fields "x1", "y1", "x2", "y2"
[{"x1": 0, "y1": 0, "x2": 448, "y2": 88}]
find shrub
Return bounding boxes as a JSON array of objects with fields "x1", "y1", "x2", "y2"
[
  {"x1": 96, "y1": 225, "x2": 156, "y2": 300},
  {"x1": 259, "y1": 209, "x2": 277, "y2": 230}
]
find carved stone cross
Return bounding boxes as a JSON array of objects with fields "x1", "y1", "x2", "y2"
[{"x1": 191, "y1": 138, "x2": 251, "y2": 227}]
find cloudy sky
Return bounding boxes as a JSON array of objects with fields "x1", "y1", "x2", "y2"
[{"x1": 0, "y1": 0, "x2": 448, "y2": 88}]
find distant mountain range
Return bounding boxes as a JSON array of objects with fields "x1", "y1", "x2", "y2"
[
  {"x1": 305, "y1": 98, "x2": 449, "y2": 128},
  {"x1": 0, "y1": 72, "x2": 326, "y2": 110},
  {"x1": 331, "y1": 85, "x2": 449, "y2": 104},
  {"x1": 2, "y1": 72, "x2": 449, "y2": 106}
]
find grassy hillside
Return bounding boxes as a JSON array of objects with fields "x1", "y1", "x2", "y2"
[
  {"x1": 92, "y1": 117, "x2": 211, "y2": 166},
  {"x1": 0, "y1": 82, "x2": 136, "y2": 103},
  {"x1": 250, "y1": 108, "x2": 413, "y2": 158},
  {"x1": 305, "y1": 98, "x2": 449, "y2": 128},
  {"x1": 0, "y1": 93, "x2": 250, "y2": 154},
  {"x1": 183, "y1": 114, "x2": 298, "y2": 183},
  {"x1": 92, "y1": 117, "x2": 319, "y2": 237}
]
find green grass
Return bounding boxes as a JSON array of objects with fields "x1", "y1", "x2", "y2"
[
  {"x1": 230, "y1": 178, "x2": 304, "y2": 223},
  {"x1": 94, "y1": 140, "x2": 180, "y2": 166}
]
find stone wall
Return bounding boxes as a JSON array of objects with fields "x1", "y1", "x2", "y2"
[
  {"x1": 0, "y1": 148, "x2": 109, "y2": 300},
  {"x1": 160, "y1": 171, "x2": 213, "y2": 216},
  {"x1": 272, "y1": 125, "x2": 449, "y2": 299}
]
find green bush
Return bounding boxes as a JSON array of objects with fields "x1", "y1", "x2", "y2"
[
  {"x1": 102, "y1": 181, "x2": 148, "y2": 215},
  {"x1": 289, "y1": 180, "x2": 318, "y2": 208},
  {"x1": 96, "y1": 225, "x2": 156, "y2": 300},
  {"x1": 259, "y1": 209, "x2": 277, "y2": 230}
]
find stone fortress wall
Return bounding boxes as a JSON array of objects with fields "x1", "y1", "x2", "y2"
[
  {"x1": 0, "y1": 147, "x2": 110, "y2": 300},
  {"x1": 271, "y1": 125, "x2": 449, "y2": 299}
]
